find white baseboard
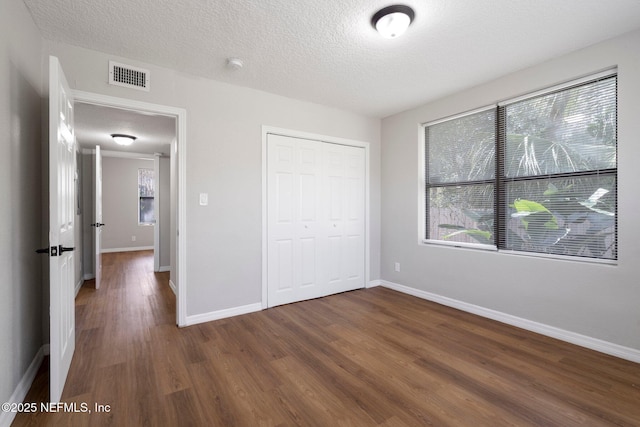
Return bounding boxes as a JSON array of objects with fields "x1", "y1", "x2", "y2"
[
  {"x1": 101, "y1": 246, "x2": 153, "y2": 253},
  {"x1": 0, "y1": 346, "x2": 45, "y2": 427},
  {"x1": 158, "y1": 266, "x2": 170, "y2": 272},
  {"x1": 367, "y1": 279, "x2": 382, "y2": 288},
  {"x1": 185, "y1": 302, "x2": 262, "y2": 327},
  {"x1": 379, "y1": 280, "x2": 640, "y2": 364},
  {"x1": 75, "y1": 277, "x2": 84, "y2": 297},
  {"x1": 168, "y1": 279, "x2": 176, "y2": 295}
]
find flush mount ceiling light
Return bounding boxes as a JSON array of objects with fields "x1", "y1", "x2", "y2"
[
  {"x1": 111, "y1": 133, "x2": 136, "y2": 146},
  {"x1": 372, "y1": 5, "x2": 415, "y2": 39}
]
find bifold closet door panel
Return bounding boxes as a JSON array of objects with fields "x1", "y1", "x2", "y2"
[
  {"x1": 267, "y1": 134, "x2": 324, "y2": 307},
  {"x1": 341, "y1": 145, "x2": 366, "y2": 291},
  {"x1": 324, "y1": 143, "x2": 366, "y2": 295}
]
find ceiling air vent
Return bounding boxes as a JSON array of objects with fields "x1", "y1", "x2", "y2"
[{"x1": 108, "y1": 61, "x2": 150, "y2": 91}]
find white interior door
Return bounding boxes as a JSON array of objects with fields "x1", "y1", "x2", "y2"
[
  {"x1": 49, "y1": 56, "x2": 76, "y2": 403},
  {"x1": 267, "y1": 134, "x2": 365, "y2": 308},
  {"x1": 94, "y1": 145, "x2": 103, "y2": 289}
]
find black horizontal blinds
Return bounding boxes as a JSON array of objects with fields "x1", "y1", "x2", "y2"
[
  {"x1": 427, "y1": 110, "x2": 496, "y2": 184},
  {"x1": 502, "y1": 77, "x2": 616, "y2": 178},
  {"x1": 425, "y1": 109, "x2": 497, "y2": 245},
  {"x1": 424, "y1": 73, "x2": 617, "y2": 261},
  {"x1": 498, "y1": 75, "x2": 617, "y2": 260}
]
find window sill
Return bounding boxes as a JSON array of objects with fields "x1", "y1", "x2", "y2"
[
  {"x1": 421, "y1": 239, "x2": 497, "y2": 252},
  {"x1": 420, "y1": 240, "x2": 617, "y2": 265}
]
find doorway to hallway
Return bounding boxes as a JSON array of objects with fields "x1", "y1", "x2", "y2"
[{"x1": 72, "y1": 89, "x2": 187, "y2": 326}]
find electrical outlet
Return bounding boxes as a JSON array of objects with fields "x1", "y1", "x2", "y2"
[
  {"x1": 131, "y1": 235, "x2": 136, "y2": 242},
  {"x1": 394, "y1": 262, "x2": 400, "y2": 272}
]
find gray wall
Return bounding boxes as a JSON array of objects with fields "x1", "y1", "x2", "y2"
[
  {"x1": 45, "y1": 41, "x2": 382, "y2": 317},
  {"x1": 159, "y1": 156, "x2": 171, "y2": 268},
  {"x1": 170, "y1": 141, "x2": 177, "y2": 286},
  {"x1": 81, "y1": 152, "x2": 94, "y2": 276},
  {"x1": 101, "y1": 156, "x2": 155, "y2": 250},
  {"x1": 74, "y1": 148, "x2": 83, "y2": 287},
  {"x1": 0, "y1": 0, "x2": 43, "y2": 407},
  {"x1": 380, "y1": 29, "x2": 640, "y2": 351}
]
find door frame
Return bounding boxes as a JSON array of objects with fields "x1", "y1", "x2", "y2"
[
  {"x1": 261, "y1": 126, "x2": 371, "y2": 309},
  {"x1": 74, "y1": 90, "x2": 188, "y2": 326}
]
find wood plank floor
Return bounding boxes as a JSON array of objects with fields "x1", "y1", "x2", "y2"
[{"x1": 13, "y1": 250, "x2": 640, "y2": 426}]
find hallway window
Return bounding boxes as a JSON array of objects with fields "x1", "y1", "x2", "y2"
[{"x1": 138, "y1": 168, "x2": 155, "y2": 225}]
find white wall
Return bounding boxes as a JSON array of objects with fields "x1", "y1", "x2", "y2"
[
  {"x1": 101, "y1": 156, "x2": 155, "y2": 250},
  {"x1": 0, "y1": 0, "x2": 43, "y2": 410},
  {"x1": 45, "y1": 41, "x2": 381, "y2": 317},
  {"x1": 380, "y1": 29, "x2": 640, "y2": 351}
]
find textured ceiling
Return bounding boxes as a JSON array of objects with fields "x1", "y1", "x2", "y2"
[
  {"x1": 75, "y1": 102, "x2": 175, "y2": 154},
  {"x1": 24, "y1": 0, "x2": 640, "y2": 118}
]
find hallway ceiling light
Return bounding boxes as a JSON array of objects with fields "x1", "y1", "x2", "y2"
[
  {"x1": 111, "y1": 133, "x2": 137, "y2": 146},
  {"x1": 372, "y1": 5, "x2": 415, "y2": 39}
]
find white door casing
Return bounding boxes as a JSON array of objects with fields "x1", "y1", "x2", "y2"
[
  {"x1": 49, "y1": 56, "x2": 76, "y2": 403},
  {"x1": 266, "y1": 133, "x2": 366, "y2": 307},
  {"x1": 94, "y1": 145, "x2": 103, "y2": 289}
]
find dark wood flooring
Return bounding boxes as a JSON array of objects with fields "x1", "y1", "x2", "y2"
[{"x1": 13, "y1": 250, "x2": 640, "y2": 426}]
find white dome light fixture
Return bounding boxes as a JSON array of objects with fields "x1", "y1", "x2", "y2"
[
  {"x1": 111, "y1": 133, "x2": 136, "y2": 146},
  {"x1": 372, "y1": 5, "x2": 415, "y2": 39}
]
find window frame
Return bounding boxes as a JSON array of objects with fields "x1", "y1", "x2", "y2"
[
  {"x1": 420, "y1": 69, "x2": 617, "y2": 264},
  {"x1": 422, "y1": 105, "x2": 498, "y2": 251},
  {"x1": 138, "y1": 167, "x2": 155, "y2": 226}
]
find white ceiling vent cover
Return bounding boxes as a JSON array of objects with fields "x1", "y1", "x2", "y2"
[{"x1": 108, "y1": 61, "x2": 150, "y2": 91}]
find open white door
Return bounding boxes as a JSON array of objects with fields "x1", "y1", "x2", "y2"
[
  {"x1": 49, "y1": 56, "x2": 76, "y2": 403},
  {"x1": 93, "y1": 145, "x2": 103, "y2": 289}
]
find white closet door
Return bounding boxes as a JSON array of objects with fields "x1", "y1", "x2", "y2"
[
  {"x1": 267, "y1": 134, "x2": 324, "y2": 307},
  {"x1": 267, "y1": 133, "x2": 366, "y2": 308},
  {"x1": 328, "y1": 144, "x2": 365, "y2": 294},
  {"x1": 325, "y1": 143, "x2": 366, "y2": 294}
]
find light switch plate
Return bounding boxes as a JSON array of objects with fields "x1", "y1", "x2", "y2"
[{"x1": 199, "y1": 193, "x2": 208, "y2": 206}]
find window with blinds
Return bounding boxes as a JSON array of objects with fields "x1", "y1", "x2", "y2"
[
  {"x1": 138, "y1": 168, "x2": 155, "y2": 225},
  {"x1": 424, "y1": 72, "x2": 617, "y2": 261},
  {"x1": 425, "y1": 108, "x2": 497, "y2": 248}
]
